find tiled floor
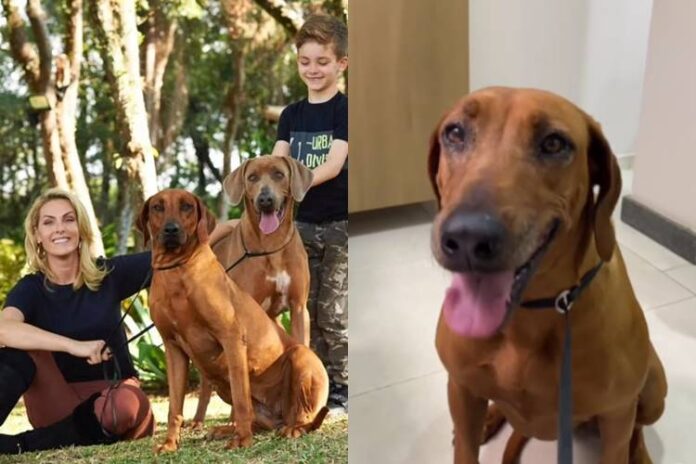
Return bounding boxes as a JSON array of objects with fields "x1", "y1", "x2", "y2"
[{"x1": 348, "y1": 169, "x2": 696, "y2": 463}]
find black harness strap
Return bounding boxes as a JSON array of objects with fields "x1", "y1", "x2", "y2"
[
  {"x1": 224, "y1": 228, "x2": 296, "y2": 273},
  {"x1": 520, "y1": 260, "x2": 604, "y2": 464}
]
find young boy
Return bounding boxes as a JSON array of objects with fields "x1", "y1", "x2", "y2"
[{"x1": 271, "y1": 14, "x2": 348, "y2": 409}]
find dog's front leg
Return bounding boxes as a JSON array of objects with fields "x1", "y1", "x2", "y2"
[
  {"x1": 597, "y1": 401, "x2": 639, "y2": 464},
  {"x1": 155, "y1": 341, "x2": 190, "y2": 453},
  {"x1": 290, "y1": 303, "x2": 310, "y2": 346},
  {"x1": 448, "y1": 377, "x2": 487, "y2": 463},
  {"x1": 188, "y1": 374, "x2": 213, "y2": 430},
  {"x1": 221, "y1": 324, "x2": 254, "y2": 449}
]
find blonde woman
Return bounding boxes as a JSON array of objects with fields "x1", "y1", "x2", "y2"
[{"x1": 0, "y1": 189, "x2": 154, "y2": 454}]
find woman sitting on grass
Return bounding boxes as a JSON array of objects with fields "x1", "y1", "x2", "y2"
[{"x1": 0, "y1": 188, "x2": 154, "y2": 454}]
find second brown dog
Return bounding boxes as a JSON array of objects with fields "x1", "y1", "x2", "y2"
[{"x1": 138, "y1": 189, "x2": 328, "y2": 453}]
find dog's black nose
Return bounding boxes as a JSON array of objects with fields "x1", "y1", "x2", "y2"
[
  {"x1": 257, "y1": 191, "x2": 274, "y2": 212},
  {"x1": 440, "y1": 211, "x2": 507, "y2": 271},
  {"x1": 163, "y1": 222, "x2": 180, "y2": 235}
]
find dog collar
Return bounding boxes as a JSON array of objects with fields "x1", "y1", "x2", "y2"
[
  {"x1": 520, "y1": 260, "x2": 604, "y2": 464},
  {"x1": 153, "y1": 259, "x2": 189, "y2": 271}
]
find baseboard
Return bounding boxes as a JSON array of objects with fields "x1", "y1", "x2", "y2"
[
  {"x1": 616, "y1": 152, "x2": 634, "y2": 170},
  {"x1": 621, "y1": 195, "x2": 696, "y2": 264}
]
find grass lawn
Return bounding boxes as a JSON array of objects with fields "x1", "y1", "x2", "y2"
[{"x1": 0, "y1": 392, "x2": 348, "y2": 463}]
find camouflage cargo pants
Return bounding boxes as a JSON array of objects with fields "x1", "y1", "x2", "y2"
[{"x1": 296, "y1": 220, "x2": 348, "y2": 387}]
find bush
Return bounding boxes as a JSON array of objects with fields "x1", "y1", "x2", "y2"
[{"x1": 0, "y1": 238, "x2": 26, "y2": 305}]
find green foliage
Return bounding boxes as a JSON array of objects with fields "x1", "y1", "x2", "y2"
[
  {"x1": 0, "y1": 239, "x2": 26, "y2": 305},
  {"x1": 280, "y1": 310, "x2": 292, "y2": 333}
]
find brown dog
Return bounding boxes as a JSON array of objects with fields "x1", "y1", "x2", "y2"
[
  {"x1": 213, "y1": 155, "x2": 314, "y2": 345},
  {"x1": 429, "y1": 87, "x2": 666, "y2": 463},
  {"x1": 189, "y1": 156, "x2": 314, "y2": 429},
  {"x1": 138, "y1": 189, "x2": 328, "y2": 453}
]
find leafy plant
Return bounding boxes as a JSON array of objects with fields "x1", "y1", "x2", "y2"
[{"x1": 0, "y1": 239, "x2": 26, "y2": 305}]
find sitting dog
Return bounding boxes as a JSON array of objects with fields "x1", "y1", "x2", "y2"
[
  {"x1": 186, "y1": 156, "x2": 314, "y2": 428},
  {"x1": 429, "y1": 87, "x2": 667, "y2": 463},
  {"x1": 138, "y1": 189, "x2": 328, "y2": 452}
]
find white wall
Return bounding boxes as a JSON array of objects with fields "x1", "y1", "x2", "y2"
[
  {"x1": 469, "y1": 0, "x2": 653, "y2": 155},
  {"x1": 631, "y1": 0, "x2": 696, "y2": 230}
]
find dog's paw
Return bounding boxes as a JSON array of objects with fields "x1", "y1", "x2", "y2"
[
  {"x1": 206, "y1": 424, "x2": 236, "y2": 440},
  {"x1": 481, "y1": 403, "x2": 506, "y2": 444},
  {"x1": 184, "y1": 419, "x2": 205, "y2": 431},
  {"x1": 154, "y1": 437, "x2": 179, "y2": 454},
  {"x1": 225, "y1": 433, "x2": 253, "y2": 449},
  {"x1": 279, "y1": 425, "x2": 306, "y2": 439}
]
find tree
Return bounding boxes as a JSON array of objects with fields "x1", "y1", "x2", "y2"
[
  {"x1": 91, "y1": 0, "x2": 159, "y2": 252},
  {"x1": 2, "y1": 0, "x2": 104, "y2": 256}
]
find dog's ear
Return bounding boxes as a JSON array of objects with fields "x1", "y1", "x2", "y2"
[
  {"x1": 282, "y1": 156, "x2": 314, "y2": 202},
  {"x1": 223, "y1": 160, "x2": 248, "y2": 205},
  {"x1": 136, "y1": 197, "x2": 152, "y2": 246},
  {"x1": 195, "y1": 196, "x2": 217, "y2": 244},
  {"x1": 428, "y1": 121, "x2": 443, "y2": 208},
  {"x1": 586, "y1": 117, "x2": 622, "y2": 262}
]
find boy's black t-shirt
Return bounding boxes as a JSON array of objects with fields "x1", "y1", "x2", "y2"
[
  {"x1": 277, "y1": 92, "x2": 348, "y2": 224},
  {"x1": 4, "y1": 252, "x2": 152, "y2": 382}
]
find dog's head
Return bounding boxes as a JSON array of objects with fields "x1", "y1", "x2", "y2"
[
  {"x1": 428, "y1": 87, "x2": 621, "y2": 337},
  {"x1": 222, "y1": 156, "x2": 313, "y2": 235},
  {"x1": 136, "y1": 189, "x2": 217, "y2": 260}
]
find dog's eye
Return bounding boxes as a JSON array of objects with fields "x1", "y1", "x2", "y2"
[
  {"x1": 273, "y1": 171, "x2": 285, "y2": 180},
  {"x1": 443, "y1": 123, "x2": 467, "y2": 146},
  {"x1": 152, "y1": 204, "x2": 164, "y2": 212},
  {"x1": 181, "y1": 203, "x2": 193, "y2": 212},
  {"x1": 540, "y1": 133, "x2": 572, "y2": 156},
  {"x1": 247, "y1": 174, "x2": 259, "y2": 182}
]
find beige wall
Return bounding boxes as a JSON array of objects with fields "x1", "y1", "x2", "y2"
[
  {"x1": 469, "y1": 0, "x2": 652, "y2": 155},
  {"x1": 632, "y1": 0, "x2": 696, "y2": 230},
  {"x1": 348, "y1": 0, "x2": 469, "y2": 213}
]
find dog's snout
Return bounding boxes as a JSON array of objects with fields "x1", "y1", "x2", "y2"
[
  {"x1": 257, "y1": 188, "x2": 274, "y2": 211},
  {"x1": 440, "y1": 211, "x2": 507, "y2": 271},
  {"x1": 164, "y1": 221, "x2": 181, "y2": 235}
]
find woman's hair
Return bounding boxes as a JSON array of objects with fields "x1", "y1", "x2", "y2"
[{"x1": 24, "y1": 188, "x2": 107, "y2": 291}]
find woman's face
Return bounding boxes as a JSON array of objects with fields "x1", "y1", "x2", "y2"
[{"x1": 35, "y1": 199, "x2": 81, "y2": 260}]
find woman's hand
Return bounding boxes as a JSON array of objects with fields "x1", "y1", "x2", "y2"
[{"x1": 68, "y1": 339, "x2": 113, "y2": 365}]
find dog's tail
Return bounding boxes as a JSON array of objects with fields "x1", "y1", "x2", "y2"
[{"x1": 308, "y1": 406, "x2": 330, "y2": 432}]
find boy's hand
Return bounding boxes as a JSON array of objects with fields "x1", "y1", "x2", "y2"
[{"x1": 68, "y1": 339, "x2": 112, "y2": 364}]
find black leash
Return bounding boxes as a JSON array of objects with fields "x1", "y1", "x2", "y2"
[
  {"x1": 520, "y1": 261, "x2": 604, "y2": 464},
  {"x1": 98, "y1": 268, "x2": 155, "y2": 438},
  {"x1": 224, "y1": 228, "x2": 296, "y2": 273}
]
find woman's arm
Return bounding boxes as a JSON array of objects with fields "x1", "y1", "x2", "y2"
[{"x1": 0, "y1": 307, "x2": 110, "y2": 364}]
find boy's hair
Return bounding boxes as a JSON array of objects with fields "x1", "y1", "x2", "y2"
[{"x1": 295, "y1": 14, "x2": 348, "y2": 59}]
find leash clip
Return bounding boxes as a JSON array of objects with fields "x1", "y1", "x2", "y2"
[{"x1": 554, "y1": 289, "x2": 574, "y2": 314}]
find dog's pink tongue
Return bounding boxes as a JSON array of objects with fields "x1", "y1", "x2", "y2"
[
  {"x1": 442, "y1": 272, "x2": 514, "y2": 338},
  {"x1": 259, "y1": 212, "x2": 280, "y2": 235}
]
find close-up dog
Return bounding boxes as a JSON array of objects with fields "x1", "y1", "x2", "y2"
[
  {"x1": 429, "y1": 87, "x2": 667, "y2": 463},
  {"x1": 136, "y1": 189, "x2": 328, "y2": 453}
]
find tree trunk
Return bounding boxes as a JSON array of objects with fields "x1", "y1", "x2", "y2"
[
  {"x1": 92, "y1": 0, "x2": 158, "y2": 206},
  {"x1": 3, "y1": 0, "x2": 104, "y2": 256},
  {"x1": 56, "y1": 0, "x2": 104, "y2": 256},
  {"x1": 157, "y1": 37, "x2": 189, "y2": 158},
  {"x1": 218, "y1": 45, "x2": 247, "y2": 218},
  {"x1": 250, "y1": 0, "x2": 302, "y2": 38},
  {"x1": 2, "y1": 0, "x2": 69, "y2": 190},
  {"x1": 142, "y1": 0, "x2": 177, "y2": 149}
]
